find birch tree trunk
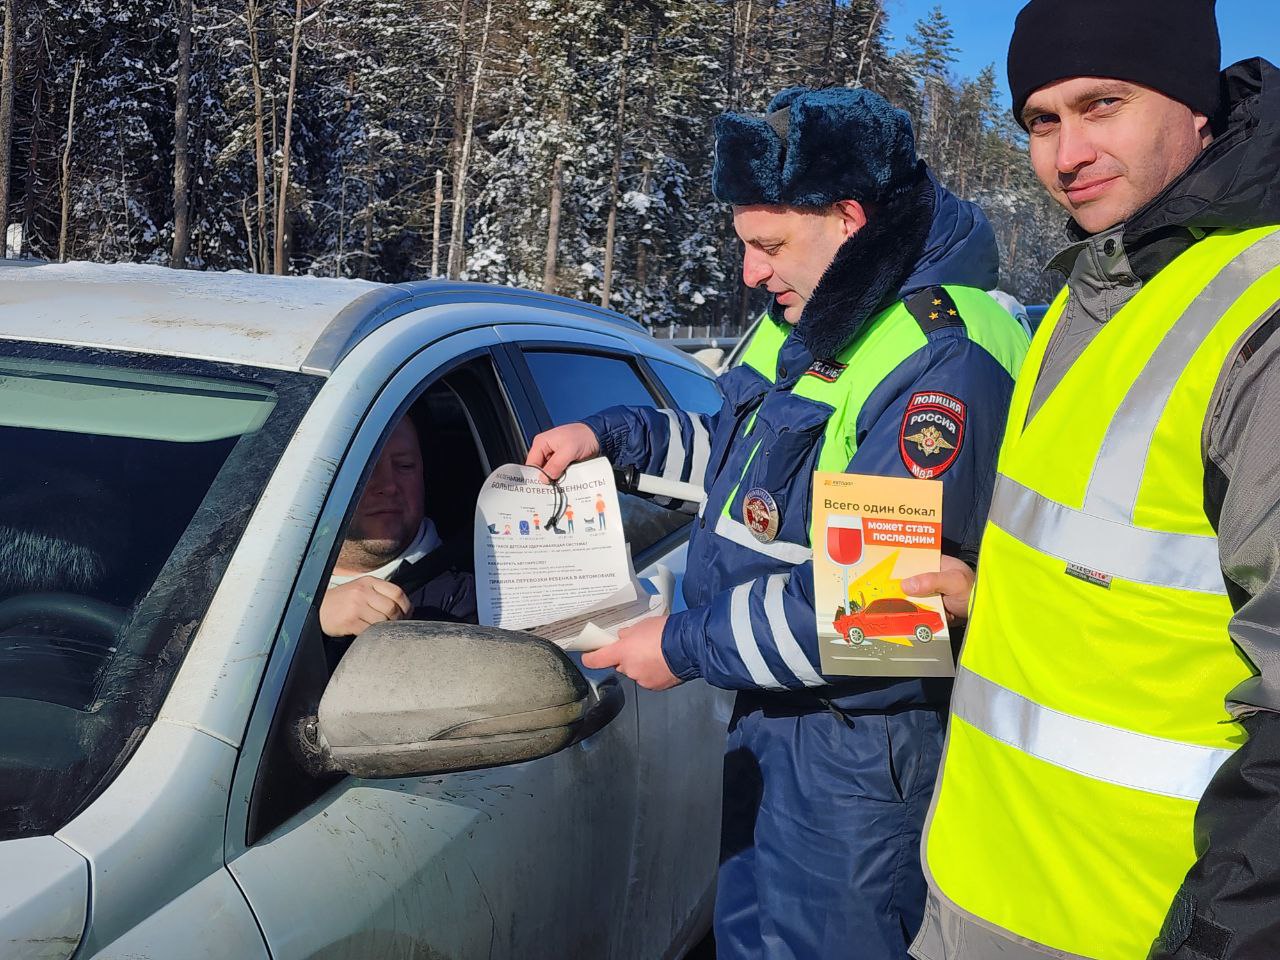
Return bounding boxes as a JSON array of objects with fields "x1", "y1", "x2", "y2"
[
  {"x1": 443, "y1": 0, "x2": 470, "y2": 278},
  {"x1": 23, "y1": 71, "x2": 41, "y2": 256},
  {"x1": 431, "y1": 168, "x2": 443, "y2": 276},
  {"x1": 274, "y1": 0, "x2": 307, "y2": 275},
  {"x1": 241, "y1": 196, "x2": 257, "y2": 272},
  {"x1": 731, "y1": 0, "x2": 756, "y2": 109},
  {"x1": 854, "y1": 1, "x2": 880, "y2": 86},
  {"x1": 0, "y1": 0, "x2": 17, "y2": 257},
  {"x1": 169, "y1": 0, "x2": 193, "y2": 268},
  {"x1": 246, "y1": 0, "x2": 268, "y2": 271},
  {"x1": 58, "y1": 61, "x2": 81, "y2": 263},
  {"x1": 446, "y1": 0, "x2": 491, "y2": 280},
  {"x1": 599, "y1": 28, "x2": 629, "y2": 307},
  {"x1": 542, "y1": 101, "x2": 565, "y2": 294}
]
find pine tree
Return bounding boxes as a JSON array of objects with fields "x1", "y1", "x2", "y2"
[{"x1": 0, "y1": 0, "x2": 1074, "y2": 312}]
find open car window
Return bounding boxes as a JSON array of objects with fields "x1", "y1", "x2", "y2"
[
  {"x1": 0, "y1": 343, "x2": 318, "y2": 841},
  {"x1": 246, "y1": 352, "x2": 524, "y2": 843}
]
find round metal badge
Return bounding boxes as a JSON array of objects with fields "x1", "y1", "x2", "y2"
[{"x1": 742, "y1": 488, "x2": 780, "y2": 543}]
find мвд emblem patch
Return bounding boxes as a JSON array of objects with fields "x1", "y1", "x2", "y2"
[{"x1": 900, "y1": 391, "x2": 966, "y2": 479}]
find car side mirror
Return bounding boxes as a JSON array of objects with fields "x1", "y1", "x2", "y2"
[{"x1": 308, "y1": 620, "x2": 624, "y2": 778}]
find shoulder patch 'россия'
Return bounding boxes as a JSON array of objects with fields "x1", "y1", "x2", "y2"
[{"x1": 900, "y1": 391, "x2": 965, "y2": 479}]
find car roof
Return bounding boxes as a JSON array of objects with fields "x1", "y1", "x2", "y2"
[{"x1": 0, "y1": 261, "x2": 653, "y2": 374}]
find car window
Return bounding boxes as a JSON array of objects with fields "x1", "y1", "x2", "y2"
[
  {"x1": 0, "y1": 344, "x2": 317, "y2": 842},
  {"x1": 248, "y1": 354, "x2": 523, "y2": 843},
  {"x1": 520, "y1": 348, "x2": 690, "y2": 562},
  {"x1": 522, "y1": 350, "x2": 656, "y2": 423},
  {"x1": 867, "y1": 598, "x2": 917, "y2": 614},
  {"x1": 651, "y1": 358, "x2": 723, "y2": 416}
]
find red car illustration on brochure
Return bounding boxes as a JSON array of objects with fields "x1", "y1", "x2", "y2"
[{"x1": 832, "y1": 597, "x2": 944, "y2": 647}]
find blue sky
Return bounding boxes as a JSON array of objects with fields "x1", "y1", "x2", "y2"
[{"x1": 884, "y1": 0, "x2": 1280, "y2": 106}]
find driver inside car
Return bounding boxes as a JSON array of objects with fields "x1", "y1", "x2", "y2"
[{"x1": 319, "y1": 415, "x2": 476, "y2": 638}]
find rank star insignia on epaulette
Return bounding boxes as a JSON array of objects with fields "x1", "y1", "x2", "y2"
[{"x1": 906, "y1": 286, "x2": 965, "y2": 335}]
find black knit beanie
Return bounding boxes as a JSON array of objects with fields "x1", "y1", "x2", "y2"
[{"x1": 1008, "y1": 0, "x2": 1221, "y2": 128}]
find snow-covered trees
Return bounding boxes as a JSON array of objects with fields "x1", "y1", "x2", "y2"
[{"x1": 0, "y1": 0, "x2": 1065, "y2": 322}]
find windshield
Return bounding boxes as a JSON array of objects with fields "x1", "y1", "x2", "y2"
[{"x1": 0, "y1": 343, "x2": 318, "y2": 841}]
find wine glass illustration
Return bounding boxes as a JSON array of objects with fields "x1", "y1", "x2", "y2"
[{"x1": 826, "y1": 514, "x2": 864, "y2": 618}]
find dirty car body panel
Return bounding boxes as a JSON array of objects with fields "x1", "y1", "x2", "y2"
[{"x1": 0, "y1": 264, "x2": 728, "y2": 959}]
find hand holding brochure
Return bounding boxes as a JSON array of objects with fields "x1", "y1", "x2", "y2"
[
  {"x1": 474, "y1": 458, "x2": 670, "y2": 651},
  {"x1": 812, "y1": 472, "x2": 954, "y2": 678}
]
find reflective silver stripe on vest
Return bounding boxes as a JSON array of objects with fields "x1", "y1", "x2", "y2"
[
  {"x1": 729, "y1": 582, "x2": 785, "y2": 689},
  {"x1": 952, "y1": 666, "x2": 1233, "y2": 801},
  {"x1": 715, "y1": 514, "x2": 813, "y2": 564},
  {"x1": 1085, "y1": 229, "x2": 1280, "y2": 520},
  {"x1": 764, "y1": 574, "x2": 826, "y2": 687},
  {"x1": 654, "y1": 410, "x2": 687, "y2": 507},
  {"x1": 990, "y1": 474, "x2": 1227, "y2": 595}
]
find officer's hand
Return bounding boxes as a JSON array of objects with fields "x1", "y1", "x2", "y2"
[
  {"x1": 901, "y1": 556, "x2": 975, "y2": 625},
  {"x1": 319, "y1": 576, "x2": 412, "y2": 637},
  {"x1": 582, "y1": 614, "x2": 680, "y2": 690},
  {"x1": 526, "y1": 423, "x2": 601, "y2": 481}
]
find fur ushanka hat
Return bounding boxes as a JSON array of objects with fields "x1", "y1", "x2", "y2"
[{"x1": 712, "y1": 86, "x2": 919, "y2": 207}]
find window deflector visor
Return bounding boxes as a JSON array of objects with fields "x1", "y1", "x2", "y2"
[{"x1": 0, "y1": 358, "x2": 277, "y2": 441}]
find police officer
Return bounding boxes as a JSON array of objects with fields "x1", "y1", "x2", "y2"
[
  {"x1": 529, "y1": 87, "x2": 1027, "y2": 959},
  {"x1": 906, "y1": 3, "x2": 1280, "y2": 959}
]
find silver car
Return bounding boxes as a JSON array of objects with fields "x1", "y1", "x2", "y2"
[{"x1": 0, "y1": 262, "x2": 730, "y2": 959}]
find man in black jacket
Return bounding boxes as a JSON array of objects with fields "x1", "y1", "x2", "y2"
[{"x1": 907, "y1": 1, "x2": 1280, "y2": 957}]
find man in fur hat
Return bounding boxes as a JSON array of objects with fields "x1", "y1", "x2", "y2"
[{"x1": 529, "y1": 87, "x2": 1028, "y2": 959}]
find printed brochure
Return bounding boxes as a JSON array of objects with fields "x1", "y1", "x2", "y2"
[
  {"x1": 812, "y1": 471, "x2": 954, "y2": 677},
  {"x1": 474, "y1": 458, "x2": 670, "y2": 650}
]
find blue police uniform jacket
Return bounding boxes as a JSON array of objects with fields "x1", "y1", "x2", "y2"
[
  {"x1": 585, "y1": 174, "x2": 1020, "y2": 713},
  {"x1": 584, "y1": 169, "x2": 1025, "y2": 959}
]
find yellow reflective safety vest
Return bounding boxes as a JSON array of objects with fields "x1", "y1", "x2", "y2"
[{"x1": 924, "y1": 225, "x2": 1280, "y2": 959}]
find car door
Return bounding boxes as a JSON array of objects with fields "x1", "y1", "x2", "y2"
[
  {"x1": 502, "y1": 326, "x2": 733, "y2": 957},
  {"x1": 225, "y1": 326, "x2": 641, "y2": 960},
  {"x1": 862, "y1": 601, "x2": 889, "y2": 635}
]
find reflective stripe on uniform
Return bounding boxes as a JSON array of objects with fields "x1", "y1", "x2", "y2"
[
  {"x1": 729, "y1": 582, "x2": 784, "y2": 689},
  {"x1": 988, "y1": 474, "x2": 1227, "y2": 594},
  {"x1": 688, "y1": 416, "x2": 711, "y2": 487},
  {"x1": 715, "y1": 514, "x2": 813, "y2": 564},
  {"x1": 951, "y1": 666, "x2": 1233, "y2": 802},
  {"x1": 1084, "y1": 229, "x2": 1280, "y2": 520},
  {"x1": 654, "y1": 409, "x2": 687, "y2": 507},
  {"x1": 764, "y1": 574, "x2": 825, "y2": 687},
  {"x1": 679, "y1": 417, "x2": 712, "y2": 515}
]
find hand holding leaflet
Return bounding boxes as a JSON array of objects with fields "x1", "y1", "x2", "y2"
[
  {"x1": 474, "y1": 458, "x2": 670, "y2": 650},
  {"x1": 812, "y1": 472, "x2": 954, "y2": 678}
]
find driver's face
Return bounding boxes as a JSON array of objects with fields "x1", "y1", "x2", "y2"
[{"x1": 346, "y1": 418, "x2": 426, "y2": 564}]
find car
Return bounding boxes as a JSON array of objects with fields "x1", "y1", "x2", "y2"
[
  {"x1": 1025, "y1": 302, "x2": 1050, "y2": 331},
  {"x1": 0, "y1": 261, "x2": 732, "y2": 960},
  {"x1": 833, "y1": 597, "x2": 944, "y2": 646}
]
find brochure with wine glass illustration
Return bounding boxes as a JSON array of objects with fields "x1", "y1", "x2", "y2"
[
  {"x1": 812, "y1": 471, "x2": 954, "y2": 678},
  {"x1": 474, "y1": 458, "x2": 671, "y2": 652}
]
